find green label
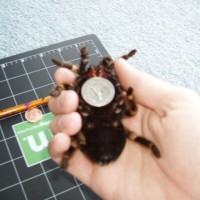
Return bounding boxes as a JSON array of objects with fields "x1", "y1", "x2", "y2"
[{"x1": 12, "y1": 112, "x2": 54, "y2": 167}]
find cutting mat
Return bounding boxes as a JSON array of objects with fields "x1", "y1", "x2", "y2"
[{"x1": 0, "y1": 34, "x2": 107, "y2": 200}]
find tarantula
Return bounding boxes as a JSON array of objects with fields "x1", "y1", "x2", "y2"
[{"x1": 50, "y1": 47, "x2": 161, "y2": 169}]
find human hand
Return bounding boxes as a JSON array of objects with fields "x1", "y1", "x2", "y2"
[{"x1": 48, "y1": 58, "x2": 200, "y2": 200}]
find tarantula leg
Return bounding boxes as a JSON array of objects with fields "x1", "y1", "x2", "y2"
[
  {"x1": 102, "y1": 56, "x2": 114, "y2": 67},
  {"x1": 111, "y1": 95, "x2": 125, "y2": 116},
  {"x1": 50, "y1": 84, "x2": 65, "y2": 97},
  {"x1": 80, "y1": 46, "x2": 89, "y2": 60},
  {"x1": 60, "y1": 135, "x2": 82, "y2": 170},
  {"x1": 127, "y1": 132, "x2": 161, "y2": 158},
  {"x1": 134, "y1": 136, "x2": 161, "y2": 158},
  {"x1": 124, "y1": 87, "x2": 137, "y2": 116},
  {"x1": 100, "y1": 56, "x2": 114, "y2": 75},
  {"x1": 126, "y1": 87, "x2": 133, "y2": 95},
  {"x1": 52, "y1": 58, "x2": 78, "y2": 73},
  {"x1": 121, "y1": 49, "x2": 137, "y2": 60},
  {"x1": 80, "y1": 47, "x2": 89, "y2": 72},
  {"x1": 60, "y1": 146, "x2": 76, "y2": 170},
  {"x1": 52, "y1": 58, "x2": 72, "y2": 69},
  {"x1": 50, "y1": 84, "x2": 73, "y2": 97},
  {"x1": 60, "y1": 132, "x2": 87, "y2": 170}
]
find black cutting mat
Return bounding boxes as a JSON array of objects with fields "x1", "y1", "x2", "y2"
[{"x1": 0, "y1": 34, "x2": 108, "y2": 200}]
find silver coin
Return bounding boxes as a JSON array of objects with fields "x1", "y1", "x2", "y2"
[{"x1": 81, "y1": 77, "x2": 115, "y2": 107}]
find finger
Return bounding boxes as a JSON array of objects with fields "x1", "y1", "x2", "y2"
[
  {"x1": 48, "y1": 90, "x2": 78, "y2": 114},
  {"x1": 48, "y1": 133, "x2": 71, "y2": 164},
  {"x1": 114, "y1": 58, "x2": 173, "y2": 114},
  {"x1": 54, "y1": 68, "x2": 76, "y2": 84},
  {"x1": 50, "y1": 112, "x2": 82, "y2": 136}
]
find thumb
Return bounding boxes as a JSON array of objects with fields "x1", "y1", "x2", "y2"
[{"x1": 114, "y1": 58, "x2": 172, "y2": 113}]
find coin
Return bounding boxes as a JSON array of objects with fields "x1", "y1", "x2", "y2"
[
  {"x1": 25, "y1": 108, "x2": 43, "y2": 123},
  {"x1": 81, "y1": 77, "x2": 115, "y2": 107}
]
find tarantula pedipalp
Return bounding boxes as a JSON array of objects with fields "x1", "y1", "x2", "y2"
[{"x1": 50, "y1": 47, "x2": 161, "y2": 169}]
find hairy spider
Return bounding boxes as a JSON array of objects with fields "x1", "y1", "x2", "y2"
[{"x1": 50, "y1": 47, "x2": 161, "y2": 169}]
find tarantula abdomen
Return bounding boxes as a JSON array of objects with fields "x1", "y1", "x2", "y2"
[{"x1": 81, "y1": 123, "x2": 127, "y2": 164}]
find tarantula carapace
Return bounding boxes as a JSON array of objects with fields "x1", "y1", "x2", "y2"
[{"x1": 50, "y1": 47, "x2": 161, "y2": 169}]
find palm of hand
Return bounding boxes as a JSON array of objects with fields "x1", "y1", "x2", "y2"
[
  {"x1": 48, "y1": 58, "x2": 200, "y2": 200},
  {"x1": 65, "y1": 101, "x2": 200, "y2": 200}
]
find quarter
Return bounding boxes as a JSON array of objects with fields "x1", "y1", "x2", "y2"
[{"x1": 81, "y1": 77, "x2": 115, "y2": 107}]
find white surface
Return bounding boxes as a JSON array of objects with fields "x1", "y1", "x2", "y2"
[{"x1": 0, "y1": 0, "x2": 200, "y2": 92}]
